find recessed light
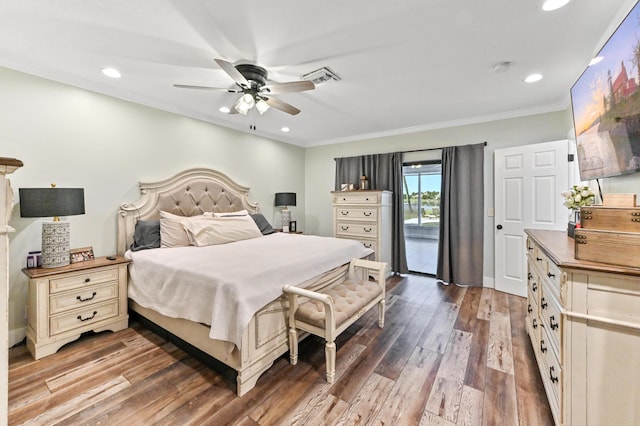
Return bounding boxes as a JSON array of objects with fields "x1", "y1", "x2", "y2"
[
  {"x1": 542, "y1": 0, "x2": 570, "y2": 11},
  {"x1": 101, "y1": 67, "x2": 121, "y2": 79},
  {"x1": 589, "y1": 56, "x2": 604, "y2": 66},
  {"x1": 281, "y1": 127, "x2": 290, "y2": 133},
  {"x1": 524, "y1": 73, "x2": 543, "y2": 83},
  {"x1": 219, "y1": 106, "x2": 230, "y2": 113}
]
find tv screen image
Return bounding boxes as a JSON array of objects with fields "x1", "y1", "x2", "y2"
[{"x1": 571, "y1": 0, "x2": 640, "y2": 180}]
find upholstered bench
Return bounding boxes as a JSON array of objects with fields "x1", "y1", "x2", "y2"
[{"x1": 283, "y1": 258, "x2": 387, "y2": 383}]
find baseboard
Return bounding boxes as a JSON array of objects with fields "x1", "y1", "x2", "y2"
[
  {"x1": 483, "y1": 276, "x2": 495, "y2": 289},
  {"x1": 9, "y1": 327, "x2": 26, "y2": 348}
]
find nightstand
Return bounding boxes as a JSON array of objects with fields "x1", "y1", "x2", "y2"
[{"x1": 22, "y1": 256, "x2": 130, "y2": 360}]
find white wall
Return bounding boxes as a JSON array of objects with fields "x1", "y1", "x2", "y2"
[
  {"x1": 304, "y1": 111, "x2": 573, "y2": 285},
  {"x1": 1, "y1": 67, "x2": 305, "y2": 344}
]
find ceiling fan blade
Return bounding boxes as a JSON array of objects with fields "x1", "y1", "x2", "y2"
[
  {"x1": 261, "y1": 80, "x2": 315, "y2": 94},
  {"x1": 263, "y1": 96, "x2": 301, "y2": 115},
  {"x1": 173, "y1": 84, "x2": 240, "y2": 92},
  {"x1": 214, "y1": 58, "x2": 250, "y2": 88}
]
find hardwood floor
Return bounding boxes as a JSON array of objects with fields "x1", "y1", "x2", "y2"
[{"x1": 8, "y1": 274, "x2": 554, "y2": 425}]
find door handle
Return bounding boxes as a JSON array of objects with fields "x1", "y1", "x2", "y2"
[{"x1": 496, "y1": 224, "x2": 503, "y2": 230}]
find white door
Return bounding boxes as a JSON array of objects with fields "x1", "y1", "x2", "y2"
[{"x1": 494, "y1": 140, "x2": 569, "y2": 296}]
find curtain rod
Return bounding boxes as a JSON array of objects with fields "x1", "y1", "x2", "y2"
[
  {"x1": 333, "y1": 141, "x2": 487, "y2": 160},
  {"x1": 403, "y1": 141, "x2": 487, "y2": 154}
]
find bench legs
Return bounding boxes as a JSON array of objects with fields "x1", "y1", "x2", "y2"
[
  {"x1": 325, "y1": 341, "x2": 336, "y2": 384},
  {"x1": 378, "y1": 299, "x2": 386, "y2": 328},
  {"x1": 288, "y1": 327, "x2": 298, "y2": 365}
]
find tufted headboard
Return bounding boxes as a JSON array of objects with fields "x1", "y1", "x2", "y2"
[{"x1": 117, "y1": 168, "x2": 259, "y2": 255}]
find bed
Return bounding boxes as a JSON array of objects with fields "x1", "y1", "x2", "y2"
[{"x1": 116, "y1": 168, "x2": 373, "y2": 396}]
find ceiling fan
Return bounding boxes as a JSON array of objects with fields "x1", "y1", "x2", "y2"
[{"x1": 174, "y1": 58, "x2": 315, "y2": 116}]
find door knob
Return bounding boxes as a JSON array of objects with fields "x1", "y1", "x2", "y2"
[{"x1": 496, "y1": 224, "x2": 503, "y2": 230}]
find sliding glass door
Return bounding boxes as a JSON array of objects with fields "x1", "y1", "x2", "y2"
[{"x1": 403, "y1": 162, "x2": 441, "y2": 275}]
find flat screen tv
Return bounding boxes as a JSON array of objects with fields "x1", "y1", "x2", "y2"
[{"x1": 571, "y1": 0, "x2": 640, "y2": 180}]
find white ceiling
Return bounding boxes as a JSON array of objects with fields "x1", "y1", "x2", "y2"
[{"x1": 0, "y1": 0, "x2": 636, "y2": 147}]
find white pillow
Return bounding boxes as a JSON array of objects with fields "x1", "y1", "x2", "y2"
[
  {"x1": 181, "y1": 215, "x2": 262, "y2": 246},
  {"x1": 213, "y1": 209, "x2": 249, "y2": 217},
  {"x1": 160, "y1": 211, "x2": 212, "y2": 248}
]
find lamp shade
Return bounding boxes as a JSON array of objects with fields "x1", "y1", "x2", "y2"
[
  {"x1": 19, "y1": 188, "x2": 85, "y2": 218},
  {"x1": 19, "y1": 188, "x2": 85, "y2": 268},
  {"x1": 275, "y1": 192, "x2": 296, "y2": 207}
]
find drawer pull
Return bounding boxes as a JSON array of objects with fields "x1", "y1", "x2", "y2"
[
  {"x1": 527, "y1": 246, "x2": 533, "y2": 251},
  {"x1": 84, "y1": 277, "x2": 91, "y2": 283},
  {"x1": 341, "y1": 211, "x2": 349, "y2": 215},
  {"x1": 528, "y1": 272, "x2": 532, "y2": 280},
  {"x1": 76, "y1": 292, "x2": 97, "y2": 302},
  {"x1": 536, "y1": 257, "x2": 542, "y2": 262},
  {"x1": 532, "y1": 319, "x2": 538, "y2": 329},
  {"x1": 363, "y1": 211, "x2": 372, "y2": 217},
  {"x1": 363, "y1": 243, "x2": 372, "y2": 248},
  {"x1": 527, "y1": 304, "x2": 533, "y2": 314},
  {"x1": 365, "y1": 198, "x2": 370, "y2": 201},
  {"x1": 582, "y1": 209, "x2": 592, "y2": 214},
  {"x1": 583, "y1": 216, "x2": 592, "y2": 220},
  {"x1": 547, "y1": 272, "x2": 555, "y2": 278},
  {"x1": 576, "y1": 240, "x2": 587, "y2": 244},
  {"x1": 541, "y1": 298, "x2": 548, "y2": 309},
  {"x1": 632, "y1": 218, "x2": 640, "y2": 223},
  {"x1": 532, "y1": 282, "x2": 537, "y2": 292},
  {"x1": 632, "y1": 212, "x2": 640, "y2": 217},
  {"x1": 550, "y1": 315, "x2": 559, "y2": 330},
  {"x1": 77, "y1": 311, "x2": 98, "y2": 322},
  {"x1": 340, "y1": 225, "x2": 349, "y2": 231},
  {"x1": 540, "y1": 339, "x2": 547, "y2": 353},
  {"x1": 549, "y1": 366, "x2": 559, "y2": 383},
  {"x1": 364, "y1": 227, "x2": 372, "y2": 233}
]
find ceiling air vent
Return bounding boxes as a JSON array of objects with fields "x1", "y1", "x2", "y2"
[{"x1": 301, "y1": 67, "x2": 341, "y2": 85}]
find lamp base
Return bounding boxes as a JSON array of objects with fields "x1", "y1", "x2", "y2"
[
  {"x1": 41, "y1": 221, "x2": 70, "y2": 268},
  {"x1": 281, "y1": 208, "x2": 291, "y2": 229}
]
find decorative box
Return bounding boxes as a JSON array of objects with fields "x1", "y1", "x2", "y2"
[
  {"x1": 574, "y1": 229, "x2": 640, "y2": 268},
  {"x1": 580, "y1": 206, "x2": 640, "y2": 233}
]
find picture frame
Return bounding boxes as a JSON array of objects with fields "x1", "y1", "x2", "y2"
[
  {"x1": 289, "y1": 221, "x2": 297, "y2": 233},
  {"x1": 70, "y1": 246, "x2": 95, "y2": 263}
]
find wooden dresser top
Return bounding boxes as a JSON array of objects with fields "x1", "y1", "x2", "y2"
[{"x1": 525, "y1": 229, "x2": 640, "y2": 277}]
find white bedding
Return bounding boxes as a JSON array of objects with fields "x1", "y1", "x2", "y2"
[{"x1": 126, "y1": 233, "x2": 373, "y2": 348}]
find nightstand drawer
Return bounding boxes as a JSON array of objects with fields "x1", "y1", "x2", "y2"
[
  {"x1": 49, "y1": 268, "x2": 119, "y2": 294},
  {"x1": 335, "y1": 222, "x2": 378, "y2": 238},
  {"x1": 335, "y1": 207, "x2": 377, "y2": 222},
  {"x1": 50, "y1": 300, "x2": 119, "y2": 336},
  {"x1": 49, "y1": 282, "x2": 119, "y2": 315}
]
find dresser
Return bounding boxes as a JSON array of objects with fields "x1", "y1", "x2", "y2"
[
  {"x1": 525, "y1": 229, "x2": 640, "y2": 425},
  {"x1": 22, "y1": 256, "x2": 130, "y2": 359},
  {"x1": 331, "y1": 190, "x2": 392, "y2": 270}
]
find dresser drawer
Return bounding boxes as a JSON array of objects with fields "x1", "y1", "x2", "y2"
[
  {"x1": 50, "y1": 300, "x2": 119, "y2": 336},
  {"x1": 333, "y1": 192, "x2": 380, "y2": 205},
  {"x1": 49, "y1": 268, "x2": 119, "y2": 294},
  {"x1": 540, "y1": 284, "x2": 562, "y2": 354},
  {"x1": 337, "y1": 236, "x2": 377, "y2": 253},
  {"x1": 540, "y1": 326, "x2": 562, "y2": 415},
  {"x1": 335, "y1": 207, "x2": 377, "y2": 222},
  {"x1": 335, "y1": 222, "x2": 377, "y2": 238},
  {"x1": 580, "y1": 206, "x2": 640, "y2": 232},
  {"x1": 49, "y1": 282, "x2": 118, "y2": 315}
]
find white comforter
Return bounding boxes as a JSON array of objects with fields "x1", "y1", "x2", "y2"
[{"x1": 126, "y1": 233, "x2": 373, "y2": 348}]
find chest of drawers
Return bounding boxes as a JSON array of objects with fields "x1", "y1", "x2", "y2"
[
  {"x1": 525, "y1": 229, "x2": 640, "y2": 425},
  {"x1": 22, "y1": 256, "x2": 130, "y2": 359},
  {"x1": 331, "y1": 190, "x2": 391, "y2": 269}
]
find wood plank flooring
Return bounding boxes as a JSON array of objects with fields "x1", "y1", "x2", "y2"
[{"x1": 8, "y1": 274, "x2": 554, "y2": 425}]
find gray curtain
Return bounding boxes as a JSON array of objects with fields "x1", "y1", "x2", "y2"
[
  {"x1": 335, "y1": 152, "x2": 408, "y2": 274},
  {"x1": 437, "y1": 143, "x2": 484, "y2": 286}
]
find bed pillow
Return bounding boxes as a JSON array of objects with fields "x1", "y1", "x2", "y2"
[
  {"x1": 130, "y1": 220, "x2": 161, "y2": 251},
  {"x1": 160, "y1": 211, "x2": 212, "y2": 248},
  {"x1": 182, "y1": 215, "x2": 262, "y2": 246},
  {"x1": 213, "y1": 209, "x2": 249, "y2": 217},
  {"x1": 250, "y1": 213, "x2": 275, "y2": 235}
]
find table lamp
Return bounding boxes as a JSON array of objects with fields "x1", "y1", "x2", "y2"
[
  {"x1": 275, "y1": 192, "x2": 296, "y2": 232},
  {"x1": 19, "y1": 186, "x2": 85, "y2": 268}
]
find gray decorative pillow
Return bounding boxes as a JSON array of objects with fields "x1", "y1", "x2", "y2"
[
  {"x1": 250, "y1": 213, "x2": 275, "y2": 235},
  {"x1": 130, "y1": 220, "x2": 161, "y2": 251}
]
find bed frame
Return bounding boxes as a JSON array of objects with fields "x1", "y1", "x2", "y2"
[{"x1": 117, "y1": 168, "x2": 349, "y2": 396}]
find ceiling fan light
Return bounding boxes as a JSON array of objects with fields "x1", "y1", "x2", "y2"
[{"x1": 256, "y1": 99, "x2": 270, "y2": 114}]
